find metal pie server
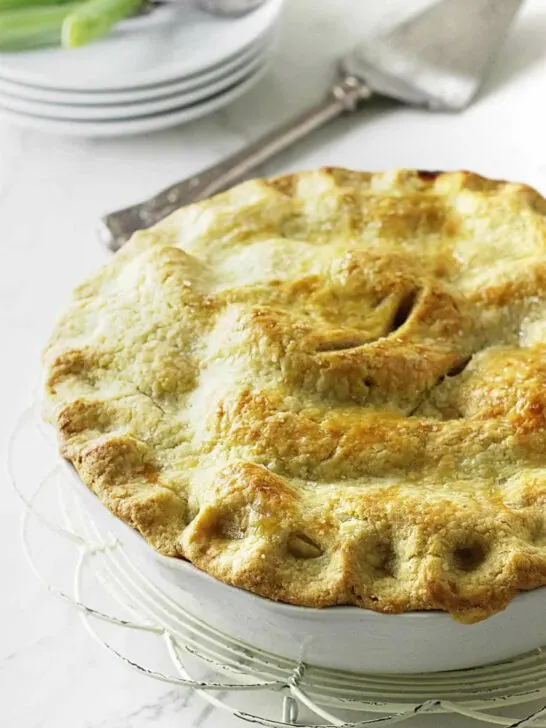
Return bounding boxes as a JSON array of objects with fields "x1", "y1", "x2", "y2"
[{"x1": 101, "y1": 0, "x2": 524, "y2": 251}]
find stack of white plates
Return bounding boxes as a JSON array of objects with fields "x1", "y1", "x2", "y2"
[{"x1": 0, "y1": 0, "x2": 282, "y2": 137}]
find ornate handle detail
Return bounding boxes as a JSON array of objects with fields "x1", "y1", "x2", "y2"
[{"x1": 99, "y1": 74, "x2": 372, "y2": 251}]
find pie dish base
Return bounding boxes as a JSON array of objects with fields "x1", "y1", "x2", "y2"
[{"x1": 67, "y1": 462, "x2": 546, "y2": 674}]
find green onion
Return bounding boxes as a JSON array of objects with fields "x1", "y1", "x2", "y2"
[
  {"x1": 62, "y1": 0, "x2": 144, "y2": 49},
  {"x1": 0, "y1": 3, "x2": 82, "y2": 50}
]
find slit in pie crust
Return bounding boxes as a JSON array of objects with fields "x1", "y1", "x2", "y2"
[{"x1": 43, "y1": 168, "x2": 546, "y2": 623}]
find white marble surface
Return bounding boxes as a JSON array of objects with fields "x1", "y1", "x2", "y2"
[{"x1": 2, "y1": 0, "x2": 546, "y2": 725}]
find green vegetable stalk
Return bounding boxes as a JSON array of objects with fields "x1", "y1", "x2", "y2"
[
  {"x1": 62, "y1": 0, "x2": 145, "y2": 48},
  {"x1": 0, "y1": 0, "x2": 75, "y2": 10},
  {"x1": 0, "y1": 3, "x2": 82, "y2": 50}
]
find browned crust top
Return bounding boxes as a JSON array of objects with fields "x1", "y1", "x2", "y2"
[{"x1": 44, "y1": 168, "x2": 546, "y2": 623}]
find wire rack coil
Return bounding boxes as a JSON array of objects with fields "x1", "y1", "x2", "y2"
[{"x1": 9, "y1": 405, "x2": 546, "y2": 728}]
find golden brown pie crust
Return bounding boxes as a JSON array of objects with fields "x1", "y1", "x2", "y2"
[{"x1": 43, "y1": 168, "x2": 546, "y2": 623}]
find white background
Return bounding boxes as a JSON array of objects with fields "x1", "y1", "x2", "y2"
[{"x1": 2, "y1": 0, "x2": 546, "y2": 725}]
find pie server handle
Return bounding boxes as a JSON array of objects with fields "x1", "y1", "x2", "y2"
[{"x1": 99, "y1": 74, "x2": 372, "y2": 252}]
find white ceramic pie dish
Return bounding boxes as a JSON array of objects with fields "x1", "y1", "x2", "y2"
[{"x1": 64, "y1": 461, "x2": 546, "y2": 674}]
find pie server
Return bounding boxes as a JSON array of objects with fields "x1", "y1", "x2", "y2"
[{"x1": 100, "y1": 0, "x2": 525, "y2": 251}]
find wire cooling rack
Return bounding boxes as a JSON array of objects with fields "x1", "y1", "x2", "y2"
[{"x1": 9, "y1": 405, "x2": 546, "y2": 728}]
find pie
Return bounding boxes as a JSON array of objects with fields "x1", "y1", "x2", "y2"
[{"x1": 43, "y1": 168, "x2": 546, "y2": 624}]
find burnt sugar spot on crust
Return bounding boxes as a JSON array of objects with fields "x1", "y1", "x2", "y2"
[{"x1": 417, "y1": 170, "x2": 443, "y2": 181}]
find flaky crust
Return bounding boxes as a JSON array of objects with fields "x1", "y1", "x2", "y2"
[{"x1": 44, "y1": 169, "x2": 546, "y2": 623}]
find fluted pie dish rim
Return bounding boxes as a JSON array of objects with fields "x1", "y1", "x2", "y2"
[{"x1": 65, "y1": 457, "x2": 546, "y2": 674}]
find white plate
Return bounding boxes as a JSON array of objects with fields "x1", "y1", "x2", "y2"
[
  {"x1": 0, "y1": 27, "x2": 274, "y2": 105},
  {"x1": 0, "y1": 0, "x2": 283, "y2": 91},
  {"x1": 0, "y1": 60, "x2": 268, "y2": 137},
  {"x1": 0, "y1": 45, "x2": 268, "y2": 121},
  {"x1": 68, "y1": 459, "x2": 546, "y2": 674}
]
